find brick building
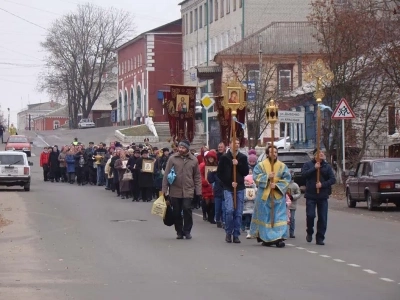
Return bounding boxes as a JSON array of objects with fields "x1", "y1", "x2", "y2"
[
  {"x1": 116, "y1": 19, "x2": 183, "y2": 125},
  {"x1": 33, "y1": 105, "x2": 69, "y2": 131}
]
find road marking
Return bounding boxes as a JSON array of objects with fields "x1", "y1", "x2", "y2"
[
  {"x1": 193, "y1": 213, "x2": 203, "y2": 218},
  {"x1": 296, "y1": 247, "x2": 305, "y2": 250},
  {"x1": 348, "y1": 264, "x2": 360, "y2": 267},
  {"x1": 307, "y1": 250, "x2": 318, "y2": 254},
  {"x1": 286, "y1": 243, "x2": 294, "y2": 247},
  {"x1": 380, "y1": 278, "x2": 394, "y2": 282},
  {"x1": 36, "y1": 134, "x2": 49, "y2": 146},
  {"x1": 363, "y1": 269, "x2": 377, "y2": 275},
  {"x1": 320, "y1": 255, "x2": 331, "y2": 258},
  {"x1": 333, "y1": 259, "x2": 345, "y2": 263}
]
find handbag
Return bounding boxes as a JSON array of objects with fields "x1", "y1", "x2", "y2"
[
  {"x1": 163, "y1": 205, "x2": 174, "y2": 226},
  {"x1": 167, "y1": 166, "x2": 176, "y2": 185},
  {"x1": 122, "y1": 169, "x2": 133, "y2": 181}
]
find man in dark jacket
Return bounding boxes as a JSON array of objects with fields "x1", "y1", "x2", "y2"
[
  {"x1": 217, "y1": 138, "x2": 249, "y2": 244},
  {"x1": 301, "y1": 149, "x2": 336, "y2": 246}
]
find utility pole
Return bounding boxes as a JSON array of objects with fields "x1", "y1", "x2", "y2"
[{"x1": 7, "y1": 108, "x2": 10, "y2": 131}]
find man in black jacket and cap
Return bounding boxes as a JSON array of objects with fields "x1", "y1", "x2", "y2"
[
  {"x1": 301, "y1": 148, "x2": 336, "y2": 246},
  {"x1": 217, "y1": 138, "x2": 249, "y2": 244}
]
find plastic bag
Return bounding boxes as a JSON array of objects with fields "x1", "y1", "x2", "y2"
[{"x1": 151, "y1": 195, "x2": 167, "y2": 218}]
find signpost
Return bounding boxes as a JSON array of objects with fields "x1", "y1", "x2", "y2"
[
  {"x1": 201, "y1": 94, "x2": 215, "y2": 148},
  {"x1": 331, "y1": 98, "x2": 356, "y2": 171},
  {"x1": 278, "y1": 110, "x2": 305, "y2": 150}
]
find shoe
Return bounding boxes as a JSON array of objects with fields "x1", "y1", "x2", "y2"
[
  {"x1": 246, "y1": 230, "x2": 251, "y2": 239},
  {"x1": 316, "y1": 240, "x2": 325, "y2": 246},
  {"x1": 276, "y1": 240, "x2": 286, "y2": 248},
  {"x1": 290, "y1": 235, "x2": 296, "y2": 238},
  {"x1": 225, "y1": 234, "x2": 232, "y2": 243},
  {"x1": 209, "y1": 220, "x2": 216, "y2": 224},
  {"x1": 216, "y1": 222, "x2": 222, "y2": 228},
  {"x1": 233, "y1": 237, "x2": 241, "y2": 244},
  {"x1": 306, "y1": 234, "x2": 312, "y2": 243},
  {"x1": 185, "y1": 233, "x2": 192, "y2": 240},
  {"x1": 121, "y1": 196, "x2": 125, "y2": 199},
  {"x1": 176, "y1": 234, "x2": 183, "y2": 240}
]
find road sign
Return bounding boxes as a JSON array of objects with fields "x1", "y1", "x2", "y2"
[
  {"x1": 331, "y1": 98, "x2": 356, "y2": 119},
  {"x1": 201, "y1": 94, "x2": 215, "y2": 109},
  {"x1": 278, "y1": 110, "x2": 305, "y2": 123}
]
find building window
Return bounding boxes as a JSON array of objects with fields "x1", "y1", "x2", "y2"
[
  {"x1": 128, "y1": 60, "x2": 131, "y2": 72},
  {"x1": 182, "y1": 15, "x2": 185, "y2": 35},
  {"x1": 185, "y1": 13, "x2": 188, "y2": 35},
  {"x1": 209, "y1": 0, "x2": 213, "y2": 23},
  {"x1": 226, "y1": 0, "x2": 230, "y2": 14},
  {"x1": 221, "y1": 0, "x2": 224, "y2": 17},
  {"x1": 233, "y1": 0, "x2": 236, "y2": 11},
  {"x1": 194, "y1": 8, "x2": 198, "y2": 31},
  {"x1": 239, "y1": 0, "x2": 242, "y2": 8},
  {"x1": 140, "y1": 54, "x2": 142, "y2": 66},
  {"x1": 53, "y1": 120, "x2": 60, "y2": 130},
  {"x1": 118, "y1": 64, "x2": 121, "y2": 75},
  {"x1": 215, "y1": 0, "x2": 218, "y2": 21},
  {"x1": 134, "y1": 57, "x2": 136, "y2": 69},
  {"x1": 199, "y1": 6, "x2": 203, "y2": 28},
  {"x1": 214, "y1": 36, "x2": 218, "y2": 55},
  {"x1": 194, "y1": 47, "x2": 197, "y2": 66},
  {"x1": 190, "y1": 11, "x2": 193, "y2": 33},
  {"x1": 277, "y1": 65, "x2": 294, "y2": 92}
]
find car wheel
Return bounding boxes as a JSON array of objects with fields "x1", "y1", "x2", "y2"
[
  {"x1": 366, "y1": 192, "x2": 374, "y2": 211},
  {"x1": 24, "y1": 183, "x2": 30, "y2": 191},
  {"x1": 346, "y1": 189, "x2": 356, "y2": 208}
]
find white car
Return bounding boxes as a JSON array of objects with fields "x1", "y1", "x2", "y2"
[
  {"x1": 267, "y1": 137, "x2": 291, "y2": 150},
  {"x1": 78, "y1": 118, "x2": 96, "y2": 129},
  {"x1": 0, "y1": 151, "x2": 32, "y2": 191}
]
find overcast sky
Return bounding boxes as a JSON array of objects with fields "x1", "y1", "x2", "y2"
[{"x1": 0, "y1": 0, "x2": 181, "y2": 124}]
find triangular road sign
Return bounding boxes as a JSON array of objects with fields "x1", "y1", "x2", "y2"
[{"x1": 331, "y1": 98, "x2": 356, "y2": 120}]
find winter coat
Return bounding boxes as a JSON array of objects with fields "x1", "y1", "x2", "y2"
[
  {"x1": 114, "y1": 158, "x2": 130, "y2": 192},
  {"x1": 135, "y1": 157, "x2": 155, "y2": 188},
  {"x1": 217, "y1": 150, "x2": 249, "y2": 191},
  {"x1": 287, "y1": 181, "x2": 301, "y2": 210},
  {"x1": 40, "y1": 152, "x2": 50, "y2": 167},
  {"x1": 48, "y1": 151, "x2": 60, "y2": 172},
  {"x1": 243, "y1": 183, "x2": 257, "y2": 214},
  {"x1": 199, "y1": 162, "x2": 214, "y2": 199},
  {"x1": 65, "y1": 154, "x2": 76, "y2": 173},
  {"x1": 302, "y1": 159, "x2": 336, "y2": 200},
  {"x1": 58, "y1": 152, "x2": 67, "y2": 168},
  {"x1": 207, "y1": 171, "x2": 224, "y2": 198}
]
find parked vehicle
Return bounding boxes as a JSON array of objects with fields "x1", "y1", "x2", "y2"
[
  {"x1": 257, "y1": 150, "x2": 311, "y2": 187},
  {"x1": 0, "y1": 151, "x2": 33, "y2": 191},
  {"x1": 346, "y1": 158, "x2": 400, "y2": 210},
  {"x1": 195, "y1": 100, "x2": 202, "y2": 120},
  {"x1": 267, "y1": 137, "x2": 291, "y2": 149},
  {"x1": 78, "y1": 119, "x2": 95, "y2": 129},
  {"x1": 5, "y1": 135, "x2": 33, "y2": 157}
]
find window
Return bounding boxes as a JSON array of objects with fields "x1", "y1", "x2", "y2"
[
  {"x1": 194, "y1": 47, "x2": 197, "y2": 66},
  {"x1": 215, "y1": 0, "x2": 218, "y2": 21},
  {"x1": 118, "y1": 64, "x2": 121, "y2": 75},
  {"x1": 134, "y1": 57, "x2": 136, "y2": 69},
  {"x1": 226, "y1": 0, "x2": 230, "y2": 14},
  {"x1": 194, "y1": 8, "x2": 198, "y2": 31},
  {"x1": 239, "y1": 0, "x2": 242, "y2": 8},
  {"x1": 214, "y1": 36, "x2": 218, "y2": 55},
  {"x1": 182, "y1": 15, "x2": 186, "y2": 35},
  {"x1": 199, "y1": 6, "x2": 203, "y2": 28},
  {"x1": 277, "y1": 65, "x2": 294, "y2": 92},
  {"x1": 190, "y1": 11, "x2": 193, "y2": 33},
  {"x1": 0, "y1": 154, "x2": 25, "y2": 165},
  {"x1": 209, "y1": 0, "x2": 213, "y2": 23},
  {"x1": 185, "y1": 13, "x2": 188, "y2": 35},
  {"x1": 8, "y1": 136, "x2": 28, "y2": 143},
  {"x1": 204, "y1": 42, "x2": 207, "y2": 62},
  {"x1": 356, "y1": 163, "x2": 364, "y2": 177},
  {"x1": 221, "y1": 0, "x2": 224, "y2": 17},
  {"x1": 128, "y1": 60, "x2": 131, "y2": 72},
  {"x1": 233, "y1": 0, "x2": 236, "y2": 11}
]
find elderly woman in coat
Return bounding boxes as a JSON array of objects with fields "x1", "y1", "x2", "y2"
[{"x1": 114, "y1": 150, "x2": 131, "y2": 199}]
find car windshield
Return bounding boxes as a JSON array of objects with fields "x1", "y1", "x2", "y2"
[
  {"x1": 279, "y1": 153, "x2": 311, "y2": 163},
  {"x1": 80, "y1": 119, "x2": 92, "y2": 123},
  {"x1": 8, "y1": 136, "x2": 28, "y2": 143},
  {"x1": 0, "y1": 154, "x2": 25, "y2": 165},
  {"x1": 373, "y1": 161, "x2": 400, "y2": 175}
]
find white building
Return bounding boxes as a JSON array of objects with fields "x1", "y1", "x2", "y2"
[
  {"x1": 179, "y1": 0, "x2": 312, "y2": 94},
  {"x1": 17, "y1": 101, "x2": 62, "y2": 131}
]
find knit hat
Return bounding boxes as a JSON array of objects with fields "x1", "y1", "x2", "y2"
[
  {"x1": 248, "y1": 154, "x2": 257, "y2": 164},
  {"x1": 244, "y1": 175, "x2": 254, "y2": 185},
  {"x1": 248, "y1": 149, "x2": 257, "y2": 156},
  {"x1": 178, "y1": 139, "x2": 190, "y2": 150},
  {"x1": 162, "y1": 147, "x2": 169, "y2": 153}
]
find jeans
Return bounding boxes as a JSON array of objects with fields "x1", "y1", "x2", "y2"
[
  {"x1": 306, "y1": 198, "x2": 328, "y2": 242},
  {"x1": 224, "y1": 189, "x2": 244, "y2": 237},
  {"x1": 171, "y1": 198, "x2": 193, "y2": 235},
  {"x1": 289, "y1": 209, "x2": 296, "y2": 236},
  {"x1": 97, "y1": 165, "x2": 105, "y2": 185},
  {"x1": 214, "y1": 195, "x2": 225, "y2": 224},
  {"x1": 241, "y1": 214, "x2": 252, "y2": 231}
]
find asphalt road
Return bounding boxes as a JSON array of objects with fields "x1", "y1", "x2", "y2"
[{"x1": 0, "y1": 129, "x2": 399, "y2": 300}]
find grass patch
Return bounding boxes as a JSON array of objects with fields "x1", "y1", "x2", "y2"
[{"x1": 119, "y1": 125, "x2": 153, "y2": 136}]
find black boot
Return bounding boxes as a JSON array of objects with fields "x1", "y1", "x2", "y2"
[
  {"x1": 202, "y1": 200, "x2": 207, "y2": 221},
  {"x1": 208, "y1": 202, "x2": 216, "y2": 224}
]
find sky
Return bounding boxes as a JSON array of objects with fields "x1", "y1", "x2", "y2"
[{"x1": 0, "y1": 0, "x2": 181, "y2": 125}]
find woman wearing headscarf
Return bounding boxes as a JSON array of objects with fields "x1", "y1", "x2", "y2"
[
  {"x1": 114, "y1": 150, "x2": 131, "y2": 199},
  {"x1": 48, "y1": 145, "x2": 60, "y2": 182}
]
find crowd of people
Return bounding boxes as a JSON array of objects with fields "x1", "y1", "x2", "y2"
[{"x1": 38, "y1": 136, "x2": 336, "y2": 247}]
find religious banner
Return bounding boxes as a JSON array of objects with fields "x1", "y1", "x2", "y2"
[
  {"x1": 163, "y1": 85, "x2": 196, "y2": 143},
  {"x1": 215, "y1": 81, "x2": 247, "y2": 146}
]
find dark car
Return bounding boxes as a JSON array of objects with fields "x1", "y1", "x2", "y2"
[
  {"x1": 258, "y1": 150, "x2": 311, "y2": 187},
  {"x1": 346, "y1": 158, "x2": 400, "y2": 210}
]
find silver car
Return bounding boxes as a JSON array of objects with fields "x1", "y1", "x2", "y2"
[{"x1": 78, "y1": 118, "x2": 96, "y2": 129}]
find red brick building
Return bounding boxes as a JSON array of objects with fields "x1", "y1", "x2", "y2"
[
  {"x1": 33, "y1": 105, "x2": 69, "y2": 131},
  {"x1": 116, "y1": 19, "x2": 182, "y2": 125}
]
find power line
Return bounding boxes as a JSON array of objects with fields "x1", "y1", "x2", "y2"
[
  {"x1": 0, "y1": 45, "x2": 43, "y2": 61},
  {"x1": 1, "y1": 0, "x2": 62, "y2": 16},
  {"x1": 0, "y1": 7, "x2": 47, "y2": 30}
]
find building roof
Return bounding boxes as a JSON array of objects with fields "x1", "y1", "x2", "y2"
[
  {"x1": 44, "y1": 105, "x2": 69, "y2": 118},
  {"x1": 18, "y1": 101, "x2": 62, "y2": 115},
  {"x1": 215, "y1": 22, "x2": 321, "y2": 58},
  {"x1": 178, "y1": 0, "x2": 189, "y2": 5},
  {"x1": 116, "y1": 19, "x2": 182, "y2": 52},
  {"x1": 91, "y1": 89, "x2": 114, "y2": 111}
]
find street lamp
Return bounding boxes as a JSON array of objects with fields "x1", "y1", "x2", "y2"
[
  {"x1": 305, "y1": 59, "x2": 334, "y2": 193},
  {"x1": 265, "y1": 98, "x2": 279, "y2": 227},
  {"x1": 7, "y1": 108, "x2": 10, "y2": 131}
]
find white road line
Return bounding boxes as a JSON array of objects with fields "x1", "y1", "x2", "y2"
[
  {"x1": 380, "y1": 278, "x2": 394, "y2": 282},
  {"x1": 363, "y1": 269, "x2": 377, "y2": 275},
  {"x1": 36, "y1": 134, "x2": 49, "y2": 146},
  {"x1": 193, "y1": 213, "x2": 203, "y2": 218},
  {"x1": 296, "y1": 247, "x2": 305, "y2": 250},
  {"x1": 333, "y1": 259, "x2": 345, "y2": 263},
  {"x1": 320, "y1": 255, "x2": 331, "y2": 258},
  {"x1": 348, "y1": 264, "x2": 360, "y2": 268},
  {"x1": 286, "y1": 243, "x2": 294, "y2": 247},
  {"x1": 307, "y1": 250, "x2": 318, "y2": 254}
]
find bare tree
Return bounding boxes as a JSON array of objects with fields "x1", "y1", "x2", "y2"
[{"x1": 38, "y1": 3, "x2": 133, "y2": 127}]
